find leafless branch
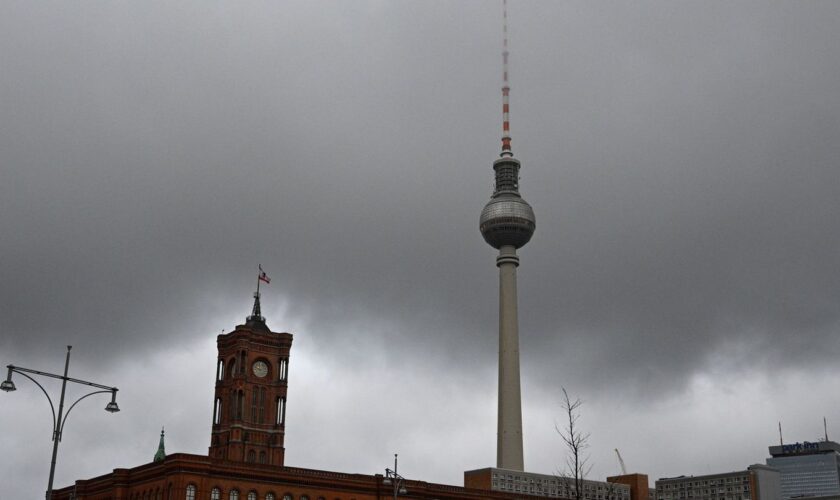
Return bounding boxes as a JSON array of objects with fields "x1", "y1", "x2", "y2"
[{"x1": 555, "y1": 387, "x2": 591, "y2": 500}]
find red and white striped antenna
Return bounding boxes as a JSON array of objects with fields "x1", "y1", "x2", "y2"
[{"x1": 501, "y1": 0, "x2": 513, "y2": 158}]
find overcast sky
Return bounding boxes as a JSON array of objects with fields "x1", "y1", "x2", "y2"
[{"x1": 2, "y1": 1, "x2": 840, "y2": 498}]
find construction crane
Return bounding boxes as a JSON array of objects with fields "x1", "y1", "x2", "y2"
[{"x1": 614, "y1": 449, "x2": 628, "y2": 475}]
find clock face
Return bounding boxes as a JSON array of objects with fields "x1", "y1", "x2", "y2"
[{"x1": 252, "y1": 361, "x2": 269, "y2": 378}]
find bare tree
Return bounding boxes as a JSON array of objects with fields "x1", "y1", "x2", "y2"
[{"x1": 556, "y1": 388, "x2": 592, "y2": 500}]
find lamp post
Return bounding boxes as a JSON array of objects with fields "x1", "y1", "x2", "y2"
[
  {"x1": 1, "y1": 345, "x2": 120, "y2": 500},
  {"x1": 382, "y1": 453, "x2": 407, "y2": 500}
]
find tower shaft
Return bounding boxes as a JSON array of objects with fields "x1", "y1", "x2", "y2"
[
  {"x1": 497, "y1": 245, "x2": 524, "y2": 470},
  {"x1": 480, "y1": 0, "x2": 534, "y2": 472}
]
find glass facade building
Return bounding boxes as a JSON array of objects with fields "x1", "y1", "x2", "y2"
[{"x1": 766, "y1": 441, "x2": 840, "y2": 499}]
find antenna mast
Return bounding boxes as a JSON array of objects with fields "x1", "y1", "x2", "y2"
[
  {"x1": 825, "y1": 416, "x2": 829, "y2": 442},
  {"x1": 501, "y1": 0, "x2": 513, "y2": 158}
]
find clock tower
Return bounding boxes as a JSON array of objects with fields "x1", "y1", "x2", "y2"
[{"x1": 209, "y1": 292, "x2": 292, "y2": 466}]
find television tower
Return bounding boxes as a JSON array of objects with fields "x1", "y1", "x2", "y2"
[{"x1": 479, "y1": 0, "x2": 535, "y2": 472}]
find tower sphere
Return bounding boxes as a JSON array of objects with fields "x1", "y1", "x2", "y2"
[
  {"x1": 480, "y1": 195, "x2": 535, "y2": 249},
  {"x1": 480, "y1": 156, "x2": 536, "y2": 250}
]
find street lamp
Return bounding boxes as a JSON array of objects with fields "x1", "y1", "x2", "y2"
[
  {"x1": 382, "y1": 453, "x2": 408, "y2": 500},
  {"x1": 2, "y1": 345, "x2": 120, "y2": 500}
]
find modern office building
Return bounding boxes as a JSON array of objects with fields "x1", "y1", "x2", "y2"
[
  {"x1": 465, "y1": 468, "x2": 631, "y2": 500},
  {"x1": 655, "y1": 465, "x2": 780, "y2": 500},
  {"x1": 767, "y1": 441, "x2": 840, "y2": 499}
]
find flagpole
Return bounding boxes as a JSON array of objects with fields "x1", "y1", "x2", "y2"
[{"x1": 256, "y1": 265, "x2": 261, "y2": 295}]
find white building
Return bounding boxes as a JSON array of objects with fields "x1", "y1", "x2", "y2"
[
  {"x1": 656, "y1": 465, "x2": 780, "y2": 500},
  {"x1": 465, "y1": 467, "x2": 632, "y2": 500}
]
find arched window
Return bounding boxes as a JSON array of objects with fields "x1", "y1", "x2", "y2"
[
  {"x1": 265, "y1": 494, "x2": 275, "y2": 500},
  {"x1": 282, "y1": 494, "x2": 293, "y2": 500},
  {"x1": 259, "y1": 387, "x2": 266, "y2": 423},
  {"x1": 248, "y1": 492, "x2": 257, "y2": 500},
  {"x1": 214, "y1": 397, "x2": 222, "y2": 425},
  {"x1": 217, "y1": 359, "x2": 225, "y2": 381},
  {"x1": 230, "y1": 489, "x2": 240, "y2": 500},
  {"x1": 251, "y1": 388, "x2": 258, "y2": 420},
  {"x1": 276, "y1": 397, "x2": 286, "y2": 425},
  {"x1": 236, "y1": 390, "x2": 244, "y2": 419},
  {"x1": 247, "y1": 449, "x2": 256, "y2": 462},
  {"x1": 278, "y1": 358, "x2": 288, "y2": 381},
  {"x1": 301, "y1": 496, "x2": 310, "y2": 500},
  {"x1": 228, "y1": 358, "x2": 236, "y2": 378},
  {"x1": 240, "y1": 351, "x2": 246, "y2": 374},
  {"x1": 185, "y1": 484, "x2": 196, "y2": 500},
  {"x1": 259, "y1": 451, "x2": 267, "y2": 464},
  {"x1": 211, "y1": 488, "x2": 221, "y2": 500}
]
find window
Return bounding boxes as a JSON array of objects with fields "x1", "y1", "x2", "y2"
[
  {"x1": 214, "y1": 398, "x2": 222, "y2": 425},
  {"x1": 240, "y1": 351, "x2": 246, "y2": 374},
  {"x1": 217, "y1": 359, "x2": 225, "y2": 381},
  {"x1": 228, "y1": 359, "x2": 236, "y2": 378},
  {"x1": 211, "y1": 488, "x2": 221, "y2": 500},
  {"x1": 301, "y1": 496, "x2": 310, "y2": 500},
  {"x1": 283, "y1": 494, "x2": 293, "y2": 500},
  {"x1": 259, "y1": 387, "x2": 266, "y2": 423},
  {"x1": 276, "y1": 397, "x2": 286, "y2": 425},
  {"x1": 279, "y1": 358, "x2": 288, "y2": 381},
  {"x1": 236, "y1": 390, "x2": 244, "y2": 419},
  {"x1": 248, "y1": 492, "x2": 257, "y2": 500},
  {"x1": 259, "y1": 451, "x2": 267, "y2": 464},
  {"x1": 252, "y1": 389, "x2": 259, "y2": 421},
  {"x1": 266, "y1": 495, "x2": 275, "y2": 500},
  {"x1": 230, "y1": 490, "x2": 240, "y2": 500},
  {"x1": 247, "y1": 450, "x2": 256, "y2": 462},
  {"x1": 185, "y1": 485, "x2": 196, "y2": 500}
]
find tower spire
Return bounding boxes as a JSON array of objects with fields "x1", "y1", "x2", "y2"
[
  {"x1": 248, "y1": 265, "x2": 271, "y2": 325},
  {"x1": 501, "y1": 0, "x2": 513, "y2": 157},
  {"x1": 154, "y1": 427, "x2": 166, "y2": 462}
]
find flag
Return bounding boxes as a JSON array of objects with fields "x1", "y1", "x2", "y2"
[{"x1": 258, "y1": 265, "x2": 271, "y2": 284}]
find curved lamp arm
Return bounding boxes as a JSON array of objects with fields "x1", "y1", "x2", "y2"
[
  {"x1": 58, "y1": 389, "x2": 113, "y2": 440},
  {"x1": 13, "y1": 369, "x2": 57, "y2": 434}
]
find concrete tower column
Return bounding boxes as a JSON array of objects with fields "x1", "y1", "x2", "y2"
[
  {"x1": 496, "y1": 245, "x2": 524, "y2": 470},
  {"x1": 479, "y1": 0, "x2": 535, "y2": 473}
]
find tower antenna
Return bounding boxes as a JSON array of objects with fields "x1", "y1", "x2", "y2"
[
  {"x1": 779, "y1": 421, "x2": 784, "y2": 446},
  {"x1": 825, "y1": 416, "x2": 829, "y2": 442},
  {"x1": 501, "y1": 0, "x2": 513, "y2": 158}
]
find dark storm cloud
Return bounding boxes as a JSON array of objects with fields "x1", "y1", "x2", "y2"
[{"x1": 2, "y1": 1, "x2": 840, "y2": 498}]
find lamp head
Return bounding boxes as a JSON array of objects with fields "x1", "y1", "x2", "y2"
[
  {"x1": 398, "y1": 486, "x2": 407, "y2": 495},
  {"x1": 105, "y1": 389, "x2": 120, "y2": 412},
  {"x1": 1, "y1": 367, "x2": 14, "y2": 392},
  {"x1": 382, "y1": 477, "x2": 392, "y2": 486}
]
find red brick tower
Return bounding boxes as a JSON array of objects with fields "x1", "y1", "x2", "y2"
[{"x1": 209, "y1": 292, "x2": 292, "y2": 466}]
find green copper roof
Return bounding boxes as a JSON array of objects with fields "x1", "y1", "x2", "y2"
[{"x1": 154, "y1": 427, "x2": 166, "y2": 462}]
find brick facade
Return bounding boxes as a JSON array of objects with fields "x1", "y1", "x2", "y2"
[{"x1": 209, "y1": 316, "x2": 292, "y2": 466}]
